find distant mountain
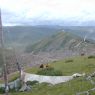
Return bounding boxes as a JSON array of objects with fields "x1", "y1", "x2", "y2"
[
  {"x1": 3, "y1": 26, "x2": 62, "y2": 49},
  {"x1": 25, "y1": 32, "x2": 95, "y2": 53},
  {"x1": 26, "y1": 19, "x2": 95, "y2": 26},
  {"x1": 3, "y1": 26, "x2": 95, "y2": 51}
]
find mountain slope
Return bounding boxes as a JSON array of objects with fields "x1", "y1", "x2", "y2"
[{"x1": 26, "y1": 32, "x2": 95, "y2": 53}]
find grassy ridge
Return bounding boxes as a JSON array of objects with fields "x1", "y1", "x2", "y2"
[{"x1": 26, "y1": 56, "x2": 95, "y2": 75}]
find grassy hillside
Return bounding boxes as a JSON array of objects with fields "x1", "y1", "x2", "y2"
[
  {"x1": 8, "y1": 56, "x2": 95, "y2": 95},
  {"x1": 26, "y1": 56, "x2": 95, "y2": 75},
  {"x1": 25, "y1": 32, "x2": 95, "y2": 53}
]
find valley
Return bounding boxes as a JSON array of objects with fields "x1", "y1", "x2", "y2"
[
  {"x1": 0, "y1": 26, "x2": 95, "y2": 74},
  {"x1": 0, "y1": 26, "x2": 95, "y2": 95},
  {"x1": 1, "y1": 0, "x2": 95, "y2": 94}
]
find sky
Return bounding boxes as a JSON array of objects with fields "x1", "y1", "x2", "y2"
[{"x1": 0, "y1": 0, "x2": 95, "y2": 26}]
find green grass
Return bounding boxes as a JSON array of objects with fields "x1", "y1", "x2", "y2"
[
  {"x1": 51, "y1": 56, "x2": 95, "y2": 75},
  {"x1": 2, "y1": 56, "x2": 95, "y2": 95},
  {"x1": 25, "y1": 67, "x2": 39, "y2": 74},
  {"x1": 0, "y1": 72, "x2": 19, "y2": 83},
  {"x1": 36, "y1": 67, "x2": 63, "y2": 76},
  {"x1": 26, "y1": 56, "x2": 95, "y2": 76},
  {"x1": 8, "y1": 72, "x2": 19, "y2": 82},
  {"x1": 10, "y1": 77, "x2": 95, "y2": 95}
]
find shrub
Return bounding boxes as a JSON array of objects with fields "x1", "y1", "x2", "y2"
[
  {"x1": 52, "y1": 61, "x2": 57, "y2": 63},
  {"x1": 88, "y1": 55, "x2": 95, "y2": 59},
  {"x1": 9, "y1": 88, "x2": 16, "y2": 92},
  {"x1": 26, "y1": 81, "x2": 39, "y2": 86},
  {"x1": 37, "y1": 67, "x2": 63, "y2": 76},
  {"x1": 65, "y1": 59, "x2": 73, "y2": 63},
  {"x1": 0, "y1": 87, "x2": 5, "y2": 94}
]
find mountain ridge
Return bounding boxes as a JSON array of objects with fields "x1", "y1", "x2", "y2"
[{"x1": 25, "y1": 31, "x2": 95, "y2": 53}]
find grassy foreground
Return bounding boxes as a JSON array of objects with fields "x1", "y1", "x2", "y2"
[
  {"x1": 1, "y1": 56, "x2": 95, "y2": 95},
  {"x1": 10, "y1": 78, "x2": 94, "y2": 95}
]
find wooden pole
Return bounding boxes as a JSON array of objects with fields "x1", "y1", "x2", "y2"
[
  {"x1": 0, "y1": 9, "x2": 9, "y2": 95},
  {"x1": 14, "y1": 48, "x2": 22, "y2": 80}
]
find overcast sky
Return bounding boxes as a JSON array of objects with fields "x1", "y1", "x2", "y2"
[{"x1": 0, "y1": 0, "x2": 95, "y2": 26}]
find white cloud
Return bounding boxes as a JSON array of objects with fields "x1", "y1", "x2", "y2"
[{"x1": 0, "y1": 0, "x2": 95, "y2": 25}]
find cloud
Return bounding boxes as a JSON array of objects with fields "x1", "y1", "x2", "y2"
[{"x1": 0, "y1": 0, "x2": 95, "y2": 25}]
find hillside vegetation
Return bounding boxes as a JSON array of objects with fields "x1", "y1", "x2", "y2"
[
  {"x1": 26, "y1": 56, "x2": 95, "y2": 75},
  {"x1": 26, "y1": 32, "x2": 95, "y2": 53}
]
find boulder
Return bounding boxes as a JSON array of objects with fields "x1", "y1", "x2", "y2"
[{"x1": 19, "y1": 83, "x2": 31, "y2": 92}]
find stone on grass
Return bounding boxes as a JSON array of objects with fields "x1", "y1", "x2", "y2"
[{"x1": 19, "y1": 83, "x2": 31, "y2": 92}]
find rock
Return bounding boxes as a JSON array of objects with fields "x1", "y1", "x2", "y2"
[
  {"x1": 90, "y1": 87, "x2": 95, "y2": 91},
  {"x1": 86, "y1": 76, "x2": 91, "y2": 80},
  {"x1": 72, "y1": 73, "x2": 85, "y2": 78},
  {"x1": 86, "y1": 76, "x2": 95, "y2": 85},
  {"x1": 76, "y1": 91, "x2": 89, "y2": 95},
  {"x1": 19, "y1": 83, "x2": 31, "y2": 92},
  {"x1": 90, "y1": 72, "x2": 95, "y2": 77},
  {"x1": 90, "y1": 80, "x2": 95, "y2": 85}
]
